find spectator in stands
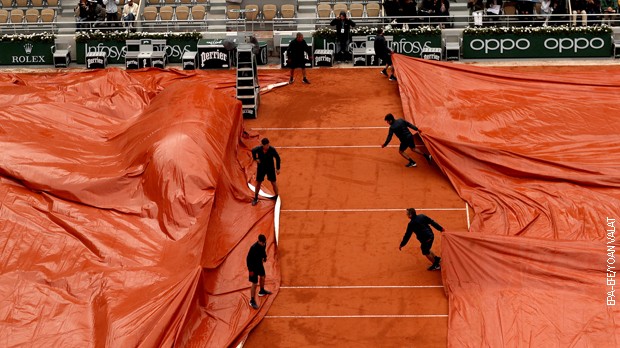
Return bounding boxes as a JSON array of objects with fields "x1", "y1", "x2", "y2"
[
  {"x1": 330, "y1": 11, "x2": 356, "y2": 62},
  {"x1": 468, "y1": 0, "x2": 485, "y2": 26},
  {"x1": 571, "y1": 0, "x2": 588, "y2": 25},
  {"x1": 541, "y1": 0, "x2": 554, "y2": 25},
  {"x1": 74, "y1": 0, "x2": 90, "y2": 30},
  {"x1": 87, "y1": 0, "x2": 106, "y2": 28},
  {"x1": 384, "y1": 0, "x2": 403, "y2": 27},
  {"x1": 586, "y1": 0, "x2": 602, "y2": 24},
  {"x1": 103, "y1": 0, "x2": 120, "y2": 27},
  {"x1": 401, "y1": 0, "x2": 417, "y2": 27},
  {"x1": 601, "y1": 0, "x2": 617, "y2": 25},
  {"x1": 399, "y1": 208, "x2": 445, "y2": 271},
  {"x1": 122, "y1": 0, "x2": 139, "y2": 29},
  {"x1": 485, "y1": 0, "x2": 503, "y2": 24},
  {"x1": 374, "y1": 28, "x2": 397, "y2": 81},
  {"x1": 516, "y1": 0, "x2": 534, "y2": 24},
  {"x1": 551, "y1": 0, "x2": 568, "y2": 24},
  {"x1": 419, "y1": 0, "x2": 435, "y2": 23},
  {"x1": 433, "y1": 0, "x2": 450, "y2": 27},
  {"x1": 286, "y1": 32, "x2": 312, "y2": 84}
]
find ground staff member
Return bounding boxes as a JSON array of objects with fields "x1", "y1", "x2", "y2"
[
  {"x1": 374, "y1": 28, "x2": 397, "y2": 81},
  {"x1": 381, "y1": 113, "x2": 431, "y2": 167},
  {"x1": 286, "y1": 32, "x2": 312, "y2": 84},
  {"x1": 399, "y1": 208, "x2": 445, "y2": 271},
  {"x1": 247, "y1": 234, "x2": 272, "y2": 309},
  {"x1": 251, "y1": 138, "x2": 281, "y2": 206}
]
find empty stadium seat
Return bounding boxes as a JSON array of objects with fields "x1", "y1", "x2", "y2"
[
  {"x1": 46, "y1": 0, "x2": 59, "y2": 9},
  {"x1": 350, "y1": 3, "x2": 363, "y2": 17},
  {"x1": 31, "y1": 0, "x2": 45, "y2": 7},
  {"x1": 244, "y1": 4, "x2": 258, "y2": 20},
  {"x1": 159, "y1": 5, "x2": 173, "y2": 20},
  {"x1": 1, "y1": 0, "x2": 12, "y2": 9},
  {"x1": 179, "y1": 0, "x2": 191, "y2": 4},
  {"x1": 227, "y1": 4, "x2": 240, "y2": 19},
  {"x1": 0, "y1": 9, "x2": 8, "y2": 23},
  {"x1": 15, "y1": 0, "x2": 28, "y2": 7},
  {"x1": 317, "y1": 3, "x2": 331, "y2": 18},
  {"x1": 333, "y1": 3, "x2": 347, "y2": 16},
  {"x1": 142, "y1": 5, "x2": 158, "y2": 20},
  {"x1": 262, "y1": 3, "x2": 276, "y2": 20},
  {"x1": 25, "y1": 8, "x2": 39, "y2": 22},
  {"x1": 176, "y1": 4, "x2": 189, "y2": 20},
  {"x1": 10, "y1": 9, "x2": 24, "y2": 23},
  {"x1": 365, "y1": 2, "x2": 380, "y2": 17},
  {"x1": 147, "y1": 0, "x2": 160, "y2": 6},
  {"x1": 280, "y1": 3, "x2": 295, "y2": 18},
  {"x1": 40, "y1": 7, "x2": 54, "y2": 22},
  {"x1": 191, "y1": 4, "x2": 205, "y2": 20}
]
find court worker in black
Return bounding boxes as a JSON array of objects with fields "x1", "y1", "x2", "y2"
[
  {"x1": 251, "y1": 138, "x2": 281, "y2": 206},
  {"x1": 247, "y1": 234, "x2": 272, "y2": 309},
  {"x1": 381, "y1": 113, "x2": 432, "y2": 167},
  {"x1": 399, "y1": 208, "x2": 445, "y2": 271}
]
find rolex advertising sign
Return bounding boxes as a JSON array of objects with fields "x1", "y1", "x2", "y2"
[{"x1": 0, "y1": 41, "x2": 53, "y2": 65}]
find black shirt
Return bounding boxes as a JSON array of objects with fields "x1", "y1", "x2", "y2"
[
  {"x1": 252, "y1": 145, "x2": 281, "y2": 170},
  {"x1": 330, "y1": 17, "x2": 356, "y2": 40},
  {"x1": 400, "y1": 214, "x2": 444, "y2": 248},
  {"x1": 383, "y1": 118, "x2": 419, "y2": 146},
  {"x1": 246, "y1": 242, "x2": 267, "y2": 271},
  {"x1": 374, "y1": 34, "x2": 390, "y2": 58},
  {"x1": 286, "y1": 38, "x2": 312, "y2": 63}
]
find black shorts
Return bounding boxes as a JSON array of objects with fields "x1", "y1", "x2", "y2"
[
  {"x1": 381, "y1": 54, "x2": 393, "y2": 66},
  {"x1": 289, "y1": 60, "x2": 306, "y2": 69},
  {"x1": 257, "y1": 166, "x2": 276, "y2": 182},
  {"x1": 249, "y1": 265, "x2": 266, "y2": 283},
  {"x1": 420, "y1": 235, "x2": 434, "y2": 255},
  {"x1": 399, "y1": 136, "x2": 415, "y2": 152}
]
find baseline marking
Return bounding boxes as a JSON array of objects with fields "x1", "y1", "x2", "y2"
[
  {"x1": 280, "y1": 285, "x2": 443, "y2": 289},
  {"x1": 281, "y1": 208, "x2": 466, "y2": 212},
  {"x1": 264, "y1": 314, "x2": 448, "y2": 319},
  {"x1": 251, "y1": 126, "x2": 385, "y2": 131}
]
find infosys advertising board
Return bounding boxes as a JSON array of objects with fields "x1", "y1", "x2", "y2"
[{"x1": 462, "y1": 33, "x2": 612, "y2": 59}]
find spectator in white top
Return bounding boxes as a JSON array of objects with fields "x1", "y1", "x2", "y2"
[
  {"x1": 103, "y1": 0, "x2": 120, "y2": 27},
  {"x1": 123, "y1": 0, "x2": 139, "y2": 28}
]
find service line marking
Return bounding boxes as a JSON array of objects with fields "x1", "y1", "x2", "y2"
[
  {"x1": 264, "y1": 314, "x2": 448, "y2": 319},
  {"x1": 281, "y1": 208, "x2": 466, "y2": 213},
  {"x1": 466, "y1": 202, "x2": 471, "y2": 231},
  {"x1": 251, "y1": 126, "x2": 385, "y2": 131},
  {"x1": 280, "y1": 285, "x2": 443, "y2": 289}
]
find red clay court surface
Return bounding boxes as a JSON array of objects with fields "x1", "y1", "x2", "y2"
[{"x1": 243, "y1": 68, "x2": 469, "y2": 347}]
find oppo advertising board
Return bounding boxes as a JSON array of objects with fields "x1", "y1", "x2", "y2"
[{"x1": 462, "y1": 33, "x2": 613, "y2": 59}]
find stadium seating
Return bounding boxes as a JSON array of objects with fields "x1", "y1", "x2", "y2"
[
  {"x1": 244, "y1": 4, "x2": 258, "y2": 20},
  {"x1": 333, "y1": 3, "x2": 347, "y2": 16},
  {"x1": 10, "y1": 8, "x2": 23, "y2": 23},
  {"x1": 40, "y1": 7, "x2": 54, "y2": 22},
  {"x1": 262, "y1": 3, "x2": 276, "y2": 20},
  {"x1": 142, "y1": 5, "x2": 158, "y2": 20},
  {"x1": 280, "y1": 3, "x2": 294, "y2": 18},
  {"x1": 317, "y1": 3, "x2": 331, "y2": 18},
  {"x1": 25, "y1": 8, "x2": 38, "y2": 22},
  {"x1": 0, "y1": 9, "x2": 8, "y2": 23},
  {"x1": 191, "y1": 4, "x2": 205, "y2": 20},
  {"x1": 159, "y1": 5, "x2": 173, "y2": 20},
  {"x1": 350, "y1": 3, "x2": 363, "y2": 17},
  {"x1": 176, "y1": 5, "x2": 189, "y2": 20},
  {"x1": 365, "y1": 2, "x2": 380, "y2": 17}
]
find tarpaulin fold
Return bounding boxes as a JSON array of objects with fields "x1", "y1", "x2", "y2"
[
  {"x1": 0, "y1": 68, "x2": 288, "y2": 347},
  {"x1": 393, "y1": 54, "x2": 620, "y2": 347}
]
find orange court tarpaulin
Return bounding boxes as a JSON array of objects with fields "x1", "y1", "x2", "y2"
[
  {"x1": 393, "y1": 54, "x2": 620, "y2": 347},
  {"x1": 0, "y1": 68, "x2": 288, "y2": 347}
]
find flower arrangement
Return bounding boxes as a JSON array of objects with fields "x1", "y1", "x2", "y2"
[
  {"x1": 75, "y1": 30, "x2": 202, "y2": 43},
  {"x1": 463, "y1": 24, "x2": 613, "y2": 35},
  {"x1": 313, "y1": 25, "x2": 442, "y2": 40},
  {"x1": 0, "y1": 33, "x2": 55, "y2": 43}
]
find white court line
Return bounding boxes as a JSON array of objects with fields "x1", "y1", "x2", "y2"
[
  {"x1": 466, "y1": 202, "x2": 471, "y2": 231},
  {"x1": 264, "y1": 314, "x2": 448, "y2": 319},
  {"x1": 280, "y1": 285, "x2": 443, "y2": 289},
  {"x1": 281, "y1": 208, "x2": 466, "y2": 212},
  {"x1": 251, "y1": 126, "x2": 385, "y2": 130}
]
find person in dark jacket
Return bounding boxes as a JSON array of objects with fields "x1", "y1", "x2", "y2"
[
  {"x1": 381, "y1": 113, "x2": 431, "y2": 167},
  {"x1": 251, "y1": 138, "x2": 281, "y2": 206},
  {"x1": 399, "y1": 208, "x2": 445, "y2": 271},
  {"x1": 286, "y1": 32, "x2": 312, "y2": 84},
  {"x1": 330, "y1": 11, "x2": 356, "y2": 62},
  {"x1": 247, "y1": 234, "x2": 272, "y2": 309},
  {"x1": 374, "y1": 28, "x2": 397, "y2": 81}
]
